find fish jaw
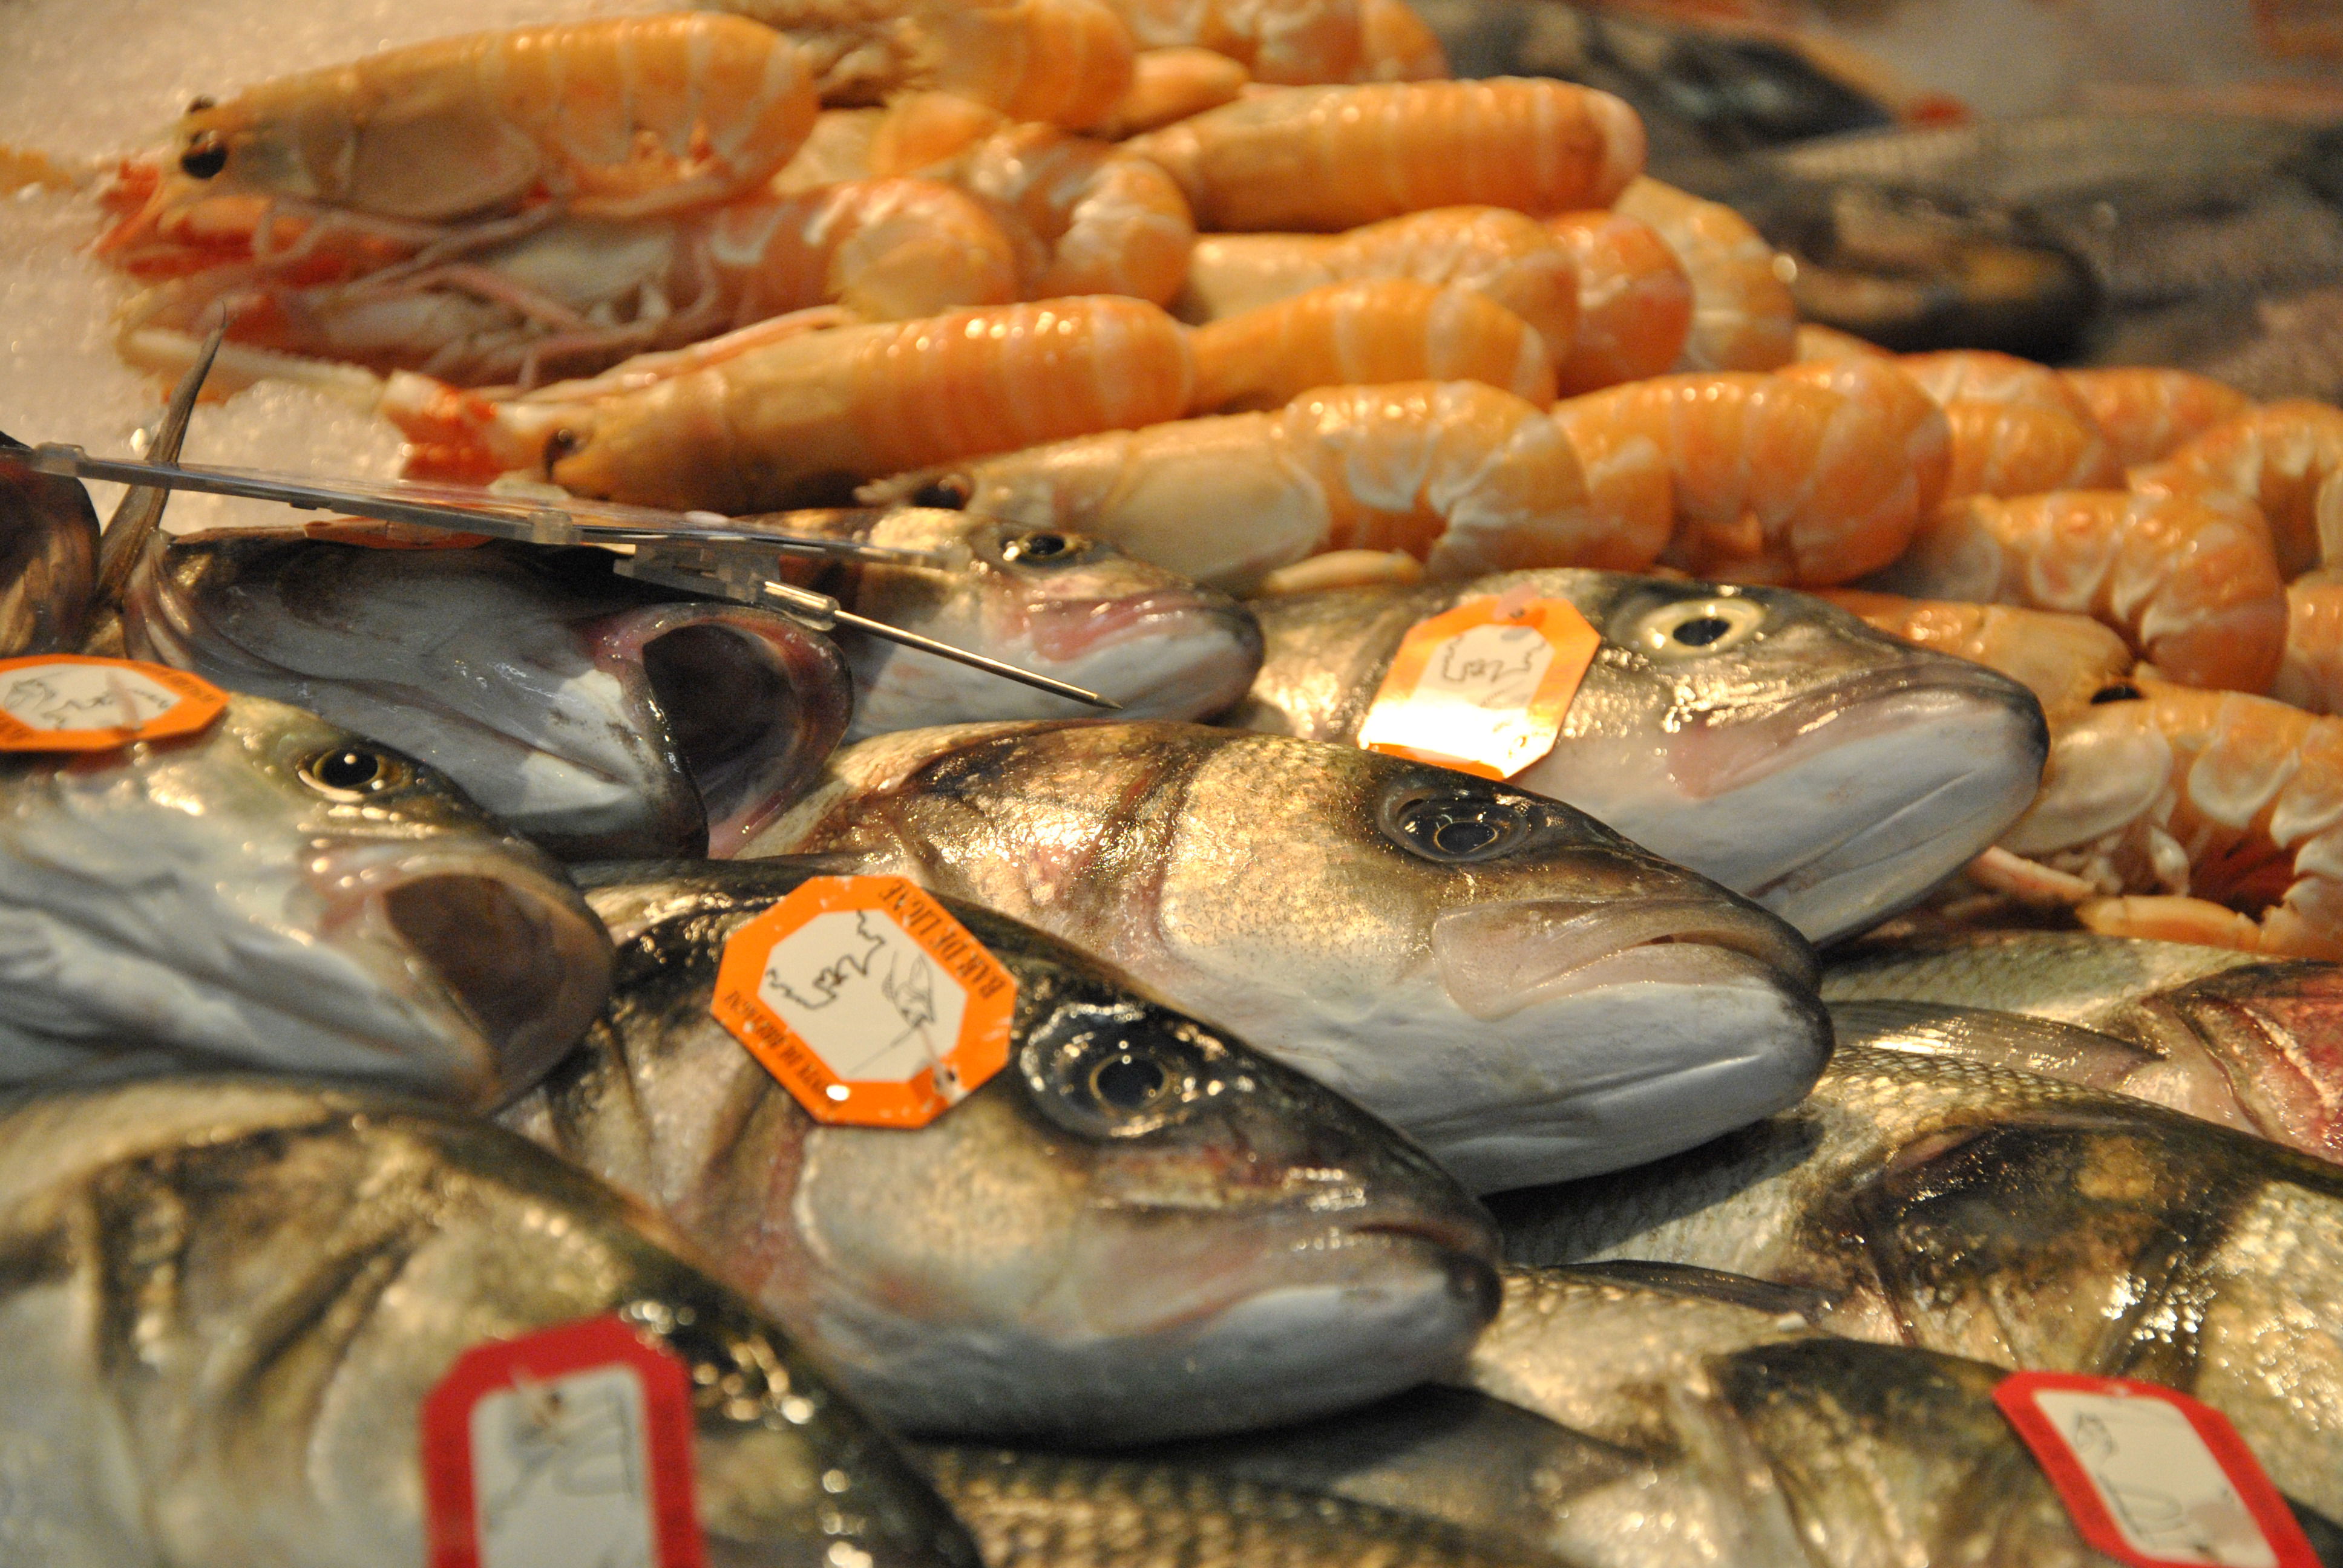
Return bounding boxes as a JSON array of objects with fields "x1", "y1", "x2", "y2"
[{"x1": 1539, "y1": 662, "x2": 2048, "y2": 943}]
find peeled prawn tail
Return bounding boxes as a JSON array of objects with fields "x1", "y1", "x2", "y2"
[
  {"x1": 1096, "y1": 0, "x2": 1366, "y2": 85},
  {"x1": 1185, "y1": 279, "x2": 1555, "y2": 413},
  {"x1": 1354, "y1": 0, "x2": 1447, "y2": 80},
  {"x1": 1897, "y1": 349, "x2": 2123, "y2": 499},
  {"x1": 2130, "y1": 399, "x2": 2343, "y2": 580},
  {"x1": 1544, "y1": 209, "x2": 1692, "y2": 394},
  {"x1": 2276, "y1": 573, "x2": 2343, "y2": 717},
  {"x1": 1610, "y1": 177, "x2": 1794, "y2": 373},
  {"x1": 1876, "y1": 490, "x2": 2287, "y2": 695},
  {"x1": 2060, "y1": 367, "x2": 2252, "y2": 469}
]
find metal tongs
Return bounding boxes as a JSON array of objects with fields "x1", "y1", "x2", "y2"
[{"x1": 30, "y1": 375, "x2": 1116, "y2": 708}]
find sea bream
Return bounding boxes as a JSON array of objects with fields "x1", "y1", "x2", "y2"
[
  {"x1": 1493, "y1": 1047, "x2": 2343, "y2": 1518},
  {"x1": 0, "y1": 1075, "x2": 977, "y2": 1568},
  {"x1": 0, "y1": 692, "x2": 610, "y2": 1108},
  {"x1": 505, "y1": 858, "x2": 1501, "y2": 1444},
  {"x1": 765, "y1": 506, "x2": 1262, "y2": 739},
  {"x1": 1231, "y1": 569, "x2": 2048, "y2": 944},
  {"x1": 1825, "y1": 930, "x2": 2343, "y2": 1161},
  {"x1": 736, "y1": 721, "x2": 1830, "y2": 1192},
  {"x1": 123, "y1": 536, "x2": 853, "y2": 858}
]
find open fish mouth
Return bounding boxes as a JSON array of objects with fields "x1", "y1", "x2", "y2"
[
  {"x1": 1432, "y1": 897, "x2": 1818, "y2": 1021},
  {"x1": 315, "y1": 849, "x2": 612, "y2": 1106}
]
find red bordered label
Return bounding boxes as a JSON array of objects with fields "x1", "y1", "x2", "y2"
[
  {"x1": 1356, "y1": 590, "x2": 1599, "y2": 780},
  {"x1": 0, "y1": 655, "x2": 226, "y2": 751},
  {"x1": 421, "y1": 1315, "x2": 706, "y2": 1568},
  {"x1": 1996, "y1": 1371, "x2": 2319, "y2": 1568},
  {"x1": 710, "y1": 875, "x2": 1017, "y2": 1128}
]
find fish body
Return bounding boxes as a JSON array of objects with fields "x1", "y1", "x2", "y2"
[
  {"x1": 0, "y1": 692, "x2": 609, "y2": 1108},
  {"x1": 1825, "y1": 931, "x2": 2343, "y2": 1161},
  {"x1": 123, "y1": 536, "x2": 852, "y2": 858},
  {"x1": 767, "y1": 506, "x2": 1262, "y2": 739},
  {"x1": 506, "y1": 858, "x2": 1501, "y2": 1444},
  {"x1": 1231, "y1": 570, "x2": 2048, "y2": 944},
  {"x1": 737, "y1": 720, "x2": 1830, "y2": 1191},
  {"x1": 0, "y1": 435, "x2": 98, "y2": 656},
  {"x1": 1493, "y1": 1046, "x2": 2343, "y2": 1517},
  {"x1": 0, "y1": 1075, "x2": 975, "y2": 1568}
]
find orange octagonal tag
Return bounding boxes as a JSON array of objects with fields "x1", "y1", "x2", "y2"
[
  {"x1": 1357, "y1": 590, "x2": 1599, "y2": 780},
  {"x1": 0, "y1": 655, "x2": 228, "y2": 751},
  {"x1": 711, "y1": 876, "x2": 1016, "y2": 1128}
]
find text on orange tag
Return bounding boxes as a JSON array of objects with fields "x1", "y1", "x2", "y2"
[
  {"x1": 422, "y1": 1314, "x2": 705, "y2": 1568},
  {"x1": 711, "y1": 875, "x2": 1016, "y2": 1128},
  {"x1": 0, "y1": 655, "x2": 228, "y2": 752},
  {"x1": 1994, "y1": 1371, "x2": 2318, "y2": 1568},
  {"x1": 1356, "y1": 592, "x2": 1599, "y2": 780}
]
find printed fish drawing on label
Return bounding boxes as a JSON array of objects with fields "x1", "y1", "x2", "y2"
[
  {"x1": 2040, "y1": 1394, "x2": 2277, "y2": 1568},
  {"x1": 3, "y1": 667, "x2": 174, "y2": 730},
  {"x1": 472, "y1": 1365, "x2": 659, "y2": 1568},
  {"x1": 759, "y1": 911, "x2": 965, "y2": 1082}
]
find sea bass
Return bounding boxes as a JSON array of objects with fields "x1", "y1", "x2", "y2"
[
  {"x1": 1493, "y1": 1047, "x2": 2343, "y2": 1517},
  {"x1": 0, "y1": 434, "x2": 97, "y2": 656},
  {"x1": 1231, "y1": 570, "x2": 2047, "y2": 944},
  {"x1": 1825, "y1": 930, "x2": 2343, "y2": 1161},
  {"x1": 0, "y1": 693, "x2": 609, "y2": 1108},
  {"x1": 123, "y1": 537, "x2": 852, "y2": 858},
  {"x1": 505, "y1": 858, "x2": 1500, "y2": 1444},
  {"x1": 737, "y1": 721, "x2": 1830, "y2": 1192},
  {"x1": 0, "y1": 1076, "x2": 976, "y2": 1568},
  {"x1": 767, "y1": 507, "x2": 1262, "y2": 739}
]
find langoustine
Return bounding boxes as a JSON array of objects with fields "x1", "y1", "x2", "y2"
[
  {"x1": 1610, "y1": 177, "x2": 1795, "y2": 374},
  {"x1": 1552, "y1": 357, "x2": 1950, "y2": 586},
  {"x1": 1185, "y1": 278, "x2": 1556, "y2": 411},
  {"x1": 1127, "y1": 79, "x2": 1645, "y2": 232},
  {"x1": 2131, "y1": 399, "x2": 2343, "y2": 579},
  {"x1": 117, "y1": 178, "x2": 1024, "y2": 388},
  {"x1": 1895, "y1": 350, "x2": 2123, "y2": 499},
  {"x1": 2061, "y1": 367, "x2": 2252, "y2": 468},
  {"x1": 1870, "y1": 489, "x2": 2288, "y2": 693},
  {"x1": 1821, "y1": 589, "x2": 2138, "y2": 723},
  {"x1": 387, "y1": 295, "x2": 1196, "y2": 511},
  {"x1": 1542, "y1": 208, "x2": 1693, "y2": 394},
  {"x1": 866, "y1": 380, "x2": 1591, "y2": 590}
]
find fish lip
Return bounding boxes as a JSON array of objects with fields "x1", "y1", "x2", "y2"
[
  {"x1": 1432, "y1": 896, "x2": 1817, "y2": 1022},
  {"x1": 1023, "y1": 590, "x2": 1259, "y2": 663}
]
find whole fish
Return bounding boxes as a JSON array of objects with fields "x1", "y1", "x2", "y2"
[
  {"x1": 506, "y1": 858, "x2": 1501, "y2": 1444},
  {"x1": 1825, "y1": 930, "x2": 2343, "y2": 1161},
  {"x1": 1231, "y1": 570, "x2": 2048, "y2": 945},
  {"x1": 736, "y1": 720, "x2": 1830, "y2": 1192},
  {"x1": 123, "y1": 536, "x2": 853, "y2": 858},
  {"x1": 1493, "y1": 1047, "x2": 2343, "y2": 1517},
  {"x1": 0, "y1": 434, "x2": 98, "y2": 656},
  {"x1": 0, "y1": 692, "x2": 611, "y2": 1108},
  {"x1": 768, "y1": 506, "x2": 1262, "y2": 739},
  {"x1": 0, "y1": 1075, "x2": 975, "y2": 1568},
  {"x1": 916, "y1": 1446, "x2": 1558, "y2": 1568}
]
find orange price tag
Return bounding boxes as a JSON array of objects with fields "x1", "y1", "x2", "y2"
[
  {"x1": 710, "y1": 876, "x2": 1016, "y2": 1128},
  {"x1": 1356, "y1": 590, "x2": 1599, "y2": 780},
  {"x1": 1995, "y1": 1372, "x2": 2319, "y2": 1568},
  {"x1": 0, "y1": 655, "x2": 228, "y2": 751}
]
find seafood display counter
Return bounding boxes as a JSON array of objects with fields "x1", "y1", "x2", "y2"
[{"x1": 3, "y1": 0, "x2": 2343, "y2": 1564}]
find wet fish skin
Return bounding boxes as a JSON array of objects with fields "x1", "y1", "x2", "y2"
[
  {"x1": 916, "y1": 1446, "x2": 1563, "y2": 1568},
  {"x1": 1233, "y1": 570, "x2": 2048, "y2": 945},
  {"x1": 768, "y1": 507, "x2": 1263, "y2": 739},
  {"x1": 1492, "y1": 1047, "x2": 2343, "y2": 1517},
  {"x1": 0, "y1": 692, "x2": 611, "y2": 1108},
  {"x1": 0, "y1": 436, "x2": 98, "y2": 657},
  {"x1": 737, "y1": 720, "x2": 1831, "y2": 1192},
  {"x1": 506, "y1": 858, "x2": 1502, "y2": 1445},
  {"x1": 1825, "y1": 931, "x2": 2343, "y2": 1160},
  {"x1": 0, "y1": 1076, "x2": 977, "y2": 1568},
  {"x1": 124, "y1": 537, "x2": 853, "y2": 858}
]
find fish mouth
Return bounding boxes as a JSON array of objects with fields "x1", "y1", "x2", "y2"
[
  {"x1": 1025, "y1": 590, "x2": 1256, "y2": 662},
  {"x1": 316, "y1": 851, "x2": 613, "y2": 1106},
  {"x1": 1432, "y1": 896, "x2": 1817, "y2": 1022}
]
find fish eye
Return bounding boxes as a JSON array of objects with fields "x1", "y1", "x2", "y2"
[
  {"x1": 300, "y1": 746, "x2": 401, "y2": 799},
  {"x1": 911, "y1": 475, "x2": 971, "y2": 511},
  {"x1": 1024, "y1": 1002, "x2": 1210, "y2": 1137},
  {"x1": 1628, "y1": 597, "x2": 1767, "y2": 658},
  {"x1": 1001, "y1": 531, "x2": 1072, "y2": 563},
  {"x1": 2089, "y1": 683, "x2": 2144, "y2": 704},
  {"x1": 1380, "y1": 785, "x2": 1533, "y2": 864},
  {"x1": 179, "y1": 131, "x2": 228, "y2": 180},
  {"x1": 543, "y1": 428, "x2": 584, "y2": 468}
]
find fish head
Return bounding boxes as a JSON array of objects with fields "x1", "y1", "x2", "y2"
[
  {"x1": 0, "y1": 694, "x2": 611, "y2": 1105},
  {"x1": 128, "y1": 540, "x2": 851, "y2": 858},
  {"x1": 781, "y1": 507, "x2": 1262, "y2": 737},
  {"x1": 0, "y1": 437, "x2": 99, "y2": 656},
  {"x1": 1532, "y1": 577, "x2": 2048, "y2": 943},
  {"x1": 787, "y1": 904, "x2": 1500, "y2": 1443},
  {"x1": 1137, "y1": 728, "x2": 1831, "y2": 1191}
]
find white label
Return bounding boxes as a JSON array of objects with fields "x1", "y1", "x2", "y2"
[
  {"x1": 469, "y1": 1364, "x2": 660, "y2": 1568},
  {"x1": 756, "y1": 909, "x2": 966, "y2": 1084},
  {"x1": 0, "y1": 664, "x2": 182, "y2": 731},
  {"x1": 2033, "y1": 1391, "x2": 2278, "y2": 1568}
]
